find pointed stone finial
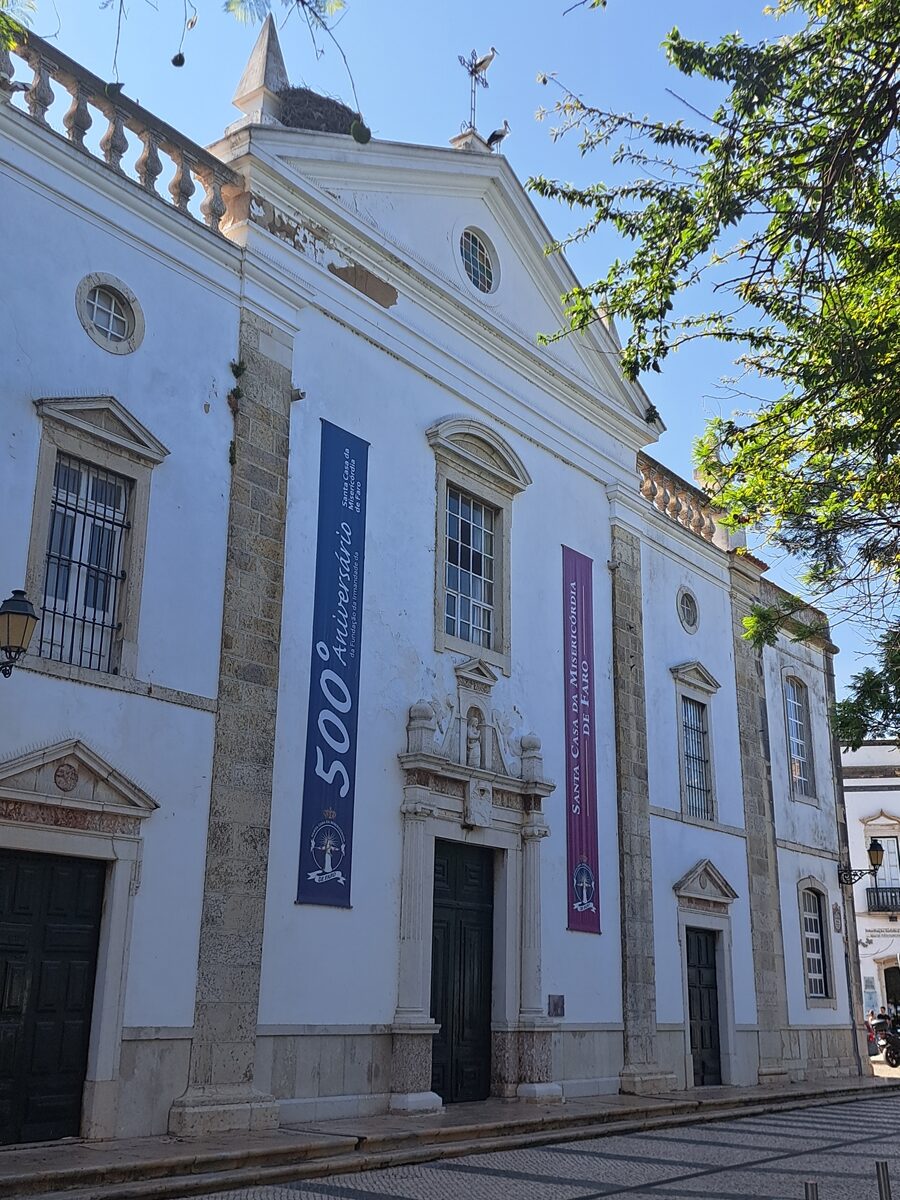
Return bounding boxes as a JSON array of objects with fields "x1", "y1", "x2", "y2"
[{"x1": 232, "y1": 14, "x2": 289, "y2": 124}]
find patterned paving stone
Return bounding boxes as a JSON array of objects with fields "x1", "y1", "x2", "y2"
[{"x1": 176, "y1": 1095, "x2": 900, "y2": 1200}]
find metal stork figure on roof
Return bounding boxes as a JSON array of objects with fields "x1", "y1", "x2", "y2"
[{"x1": 457, "y1": 46, "x2": 498, "y2": 132}]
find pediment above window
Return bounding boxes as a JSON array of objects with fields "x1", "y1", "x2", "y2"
[
  {"x1": 670, "y1": 661, "x2": 721, "y2": 695},
  {"x1": 674, "y1": 858, "x2": 738, "y2": 910},
  {"x1": 863, "y1": 809, "x2": 900, "y2": 828},
  {"x1": 427, "y1": 416, "x2": 531, "y2": 496},
  {"x1": 0, "y1": 739, "x2": 159, "y2": 818},
  {"x1": 35, "y1": 397, "x2": 169, "y2": 465}
]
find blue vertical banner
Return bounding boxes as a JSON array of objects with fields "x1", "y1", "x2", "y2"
[{"x1": 297, "y1": 420, "x2": 369, "y2": 907}]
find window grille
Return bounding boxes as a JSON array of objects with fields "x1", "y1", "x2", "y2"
[
  {"x1": 39, "y1": 453, "x2": 130, "y2": 672},
  {"x1": 802, "y1": 888, "x2": 828, "y2": 998},
  {"x1": 786, "y1": 677, "x2": 816, "y2": 796},
  {"x1": 444, "y1": 485, "x2": 495, "y2": 650},
  {"x1": 460, "y1": 230, "x2": 494, "y2": 293},
  {"x1": 86, "y1": 286, "x2": 131, "y2": 343},
  {"x1": 681, "y1": 695, "x2": 712, "y2": 820}
]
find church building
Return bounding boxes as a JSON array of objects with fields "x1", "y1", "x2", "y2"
[{"x1": 0, "y1": 19, "x2": 868, "y2": 1143}]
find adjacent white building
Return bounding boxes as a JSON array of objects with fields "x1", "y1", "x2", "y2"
[{"x1": 0, "y1": 19, "x2": 868, "y2": 1144}]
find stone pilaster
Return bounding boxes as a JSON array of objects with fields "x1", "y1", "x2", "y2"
[
  {"x1": 729, "y1": 555, "x2": 790, "y2": 1084},
  {"x1": 825, "y1": 652, "x2": 871, "y2": 1076},
  {"x1": 169, "y1": 311, "x2": 293, "y2": 1135},
  {"x1": 516, "y1": 818, "x2": 561, "y2": 1101},
  {"x1": 609, "y1": 524, "x2": 676, "y2": 1095}
]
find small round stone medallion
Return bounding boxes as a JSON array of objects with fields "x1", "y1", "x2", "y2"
[{"x1": 54, "y1": 762, "x2": 79, "y2": 793}]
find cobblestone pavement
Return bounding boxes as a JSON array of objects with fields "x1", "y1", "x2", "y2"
[{"x1": 177, "y1": 1094, "x2": 900, "y2": 1200}]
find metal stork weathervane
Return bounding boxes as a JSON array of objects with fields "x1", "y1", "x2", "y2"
[{"x1": 458, "y1": 46, "x2": 498, "y2": 132}]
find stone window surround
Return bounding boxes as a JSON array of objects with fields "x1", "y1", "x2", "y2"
[
  {"x1": 24, "y1": 397, "x2": 168, "y2": 683},
  {"x1": 451, "y1": 219, "x2": 502, "y2": 303},
  {"x1": 670, "y1": 661, "x2": 721, "y2": 825},
  {"x1": 427, "y1": 418, "x2": 532, "y2": 678},
  {"x1": 677, "y1": 585, "x2": 699, "y2": 634},
  {"x1": 75, "y1": 273, "x2": 146, "y2": 356},
  {"x1": 783, "y1": 671, "x2": 819, "y2": 806},
  {"x1": 797, "y1": 875, "x2": 838, "y2": 1009}
]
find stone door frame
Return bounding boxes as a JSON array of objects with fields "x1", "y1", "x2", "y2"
[{"x1": 677, "y1": 907, "x2": 737, "y2": 1088}]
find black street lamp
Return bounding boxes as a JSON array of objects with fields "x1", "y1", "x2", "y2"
[
  {"x1": 0, "y1": 589, "x2": 37, "y2": 678},
  {"x1": 838, "y1": 838, "x2": 885, "y2": 886}
]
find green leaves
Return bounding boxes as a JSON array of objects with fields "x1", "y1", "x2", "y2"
[{"x1": 532, "y1": 0, "x2": 900, "y2": 739}]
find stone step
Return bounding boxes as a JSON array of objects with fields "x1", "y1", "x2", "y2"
[{"x1": 9, "y1": 1078, "x2": 900, "y2": 1200}]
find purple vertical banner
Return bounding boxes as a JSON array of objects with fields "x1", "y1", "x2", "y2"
[{"x1": 562, "y1": 546, "x2": 601, "y2": 933}]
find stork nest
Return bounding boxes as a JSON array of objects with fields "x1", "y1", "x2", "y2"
[{"x1": 277, "y1": 87, "x2": 360, "y2": 135}]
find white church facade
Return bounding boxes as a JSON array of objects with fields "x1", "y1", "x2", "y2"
[{"x1": 0, "y1": 20, "x2": 868, "y2": 1142}]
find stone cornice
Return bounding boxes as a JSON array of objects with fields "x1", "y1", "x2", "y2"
[{"x1": 398, "y1": 752, "x2": 556, "y2": 801}]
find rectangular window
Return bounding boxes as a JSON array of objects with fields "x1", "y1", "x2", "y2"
[
  {"x1": 786, "y1": 677, "x2": 816, "y2": 797},
  {"x1": 877, "y1": 836, "x2": 900, "y2": 888},
  {"x1": 802, "y1": 889, "x2": 829, "y2": 998},
  {"x1": 38, "y1": 452, "x2": 131, "y2": 673},
  {"x1": 681, "y1": 695, "x2": 713, "y2": 820},
  {"x1": 444, "y1": 485, "x2": 496, "y2": 651}
]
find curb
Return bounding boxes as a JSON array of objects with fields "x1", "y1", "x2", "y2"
[{"x1": 13, "y1": 1079, "x2": 900, "y2": 1200}]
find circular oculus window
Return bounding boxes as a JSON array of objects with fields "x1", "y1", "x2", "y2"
[
  {"x1": 677, "y1": 587, "x2": 699, "y2": 633},
  {"x1": 460, "y1": 228, "x2": 496, "y2": 294},
  {"x1": 75, "y1": 273, "x2": 145, "y2": 354}
]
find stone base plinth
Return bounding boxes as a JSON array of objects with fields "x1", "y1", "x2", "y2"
[
  {"x1": 757, "y1": 1065, "x2": 790, "y2": 1087},
  {"x1": 517, "y1": 1081, "x2": 563, "y2": 1103},
  {"x1": 389, "y1": 1089, "x2": 443, "y2": 1113},
  {"x1": 619, "y1": 1066, "x2": 677, "y2": 1096},
  {"x1": 168, "y1": 1086, "x2": 280, "y2": 1135}
]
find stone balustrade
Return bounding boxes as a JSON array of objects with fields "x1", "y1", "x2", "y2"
[
  {"x1": 0, "y1": 28, "x2": 241, "y2": 234},
  {"x1": 638, "y1": 452, "x2": 732, "y2": 549}
]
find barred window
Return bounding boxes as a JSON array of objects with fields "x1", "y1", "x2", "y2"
[
  {"x1": 801, "y1": 888, "x2": 829, "y2": 998},
  {"x1": 38, "y1": 453, "x2": 130, "y2": 673},
  {"x1": 786, "y1": 677, "x2": 816, "y2": 797},
  {"x1": 444, "y1": 485, "x2": 495, "y2": 650},
  {"x1": 460, "y1": 230, "x2": 494, "y2": 294},
  {"x1": 86, "y1": 286, "x2": 131, "y2": 343},
  {"x1": 681, "y1": 695, "x2": 712, "y2": 820}
]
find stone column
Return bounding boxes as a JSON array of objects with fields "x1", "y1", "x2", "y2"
[
  {"x1": 169, "y1": 311, "x2": 293, "y2": 1135},
  {"x1": 729, "y1": 556, "x2": 790, "y2": 1084},
  {"x1": 826, "y1": 651, "x2": 871, "y2": 1076},
  {"x1": 516, "y1": 816, "x2": 561, "y2": 1101},
  {"x1": 390, "y1": 779, "x2": 441, "y2": 1113},
  {"x1": 609, "y1": 523, "x2": 676, "y2": 1094}
]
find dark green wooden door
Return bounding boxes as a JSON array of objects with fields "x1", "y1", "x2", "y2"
[
  {"x1": 0, "y1": 849, "x2": 105, "y2": 1144},
  {"x1": 430, "y1": 840, "x2": 493, "y2": 1103},
  {"x1": 686, "y1": 926, "x2": 721, "y2": 1086}
]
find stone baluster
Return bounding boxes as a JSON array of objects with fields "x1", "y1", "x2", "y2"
[
  {"x1": 100, "y1": 107, "x2": 128, "y2": 172},
  {"x1": 25, "y1": 56, "x2": 54, "y2": 124},
  {"x1": 135, "y1": 130, "x2": 163, "y2": 194},
  {"x1": 168, "y1": 150, "x2": 196, "y2": 213},
  {"x1": 198, "y1": 168, "x2": 227, "y2": 233},
  {"x1": 63, "y1": 82, "x2": 93, "y2": 149}
]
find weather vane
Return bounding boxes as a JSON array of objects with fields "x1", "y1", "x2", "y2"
[{"x1": 458, "y1": 46, "x2": 498, "y2": 132}]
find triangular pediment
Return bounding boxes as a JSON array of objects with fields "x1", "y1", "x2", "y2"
[
  {"x1": 0, "y1": 739, "x2": 158, "y2": 817},
  {"x1": 35, "y1": 397, "x2": 169, "y2": 465},
  {"x1": 670, "y1": 661, "x2": 721, "y2": 694},
  {"x1": 229, "y1": 129, "x2": 662, "y2": 445},
  {"x1": 454, "y1": 656, "x2": 500, "y2": 692},
  {"x1": 674, "y1": 859, "x2": 738, "y2": 905}
]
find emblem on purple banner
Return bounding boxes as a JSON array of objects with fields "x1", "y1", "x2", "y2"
[
  {"x1": 297, "y1": 421, "x2": 369, "y2": 907},
  {"x1": 562, "y1": 546, "x2": 601, "y2": 933}
]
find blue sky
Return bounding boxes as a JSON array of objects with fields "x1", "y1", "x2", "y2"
[{"x1": 22, "y1": 0, "x2": 871, "y2": 689}]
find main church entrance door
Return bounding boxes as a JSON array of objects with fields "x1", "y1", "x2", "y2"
[{"x1": 430, "y1": 840, "x2": 493, "y2": 1103}]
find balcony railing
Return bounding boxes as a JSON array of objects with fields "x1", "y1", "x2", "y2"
[
  {"x1": 1, "y1": 27, "x2": 241, "y2": 233},
  {"x1": 867, "y1": 885, "x2": 900, "y2": 913}
]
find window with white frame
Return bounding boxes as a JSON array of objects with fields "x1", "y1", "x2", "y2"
[
  {"x1": 38, "y1": 453, "x2": 131, "y2": 672},
  {"x1": 671, "y1": 661, "x2": 721, "y2": 823},
  {"x1": 444, "y1": 485, "x2": 496, "y2": 650},
  {"x1": 873, "y1": 835, "x2": 900, "y2": 887},
  {"x1": 801, "y1": 887, "x2": 830, "y2": 1000},
  {"x1": 25, "y1": 397, "x2": 168, "y2": 680},
  {"x1": 785, "y1": 676, "x2": 816, "y2": 798},
  {"x1": 427, "y1": 418, "x2": 531, "y2": 676},
  {"x1": 681, "y1": 696, "x2": 713, "y2": 820}
]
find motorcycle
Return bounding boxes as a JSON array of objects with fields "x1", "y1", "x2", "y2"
[{"x1": 883, "y1": 1029, "x2": 900, "y2": 1069}]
